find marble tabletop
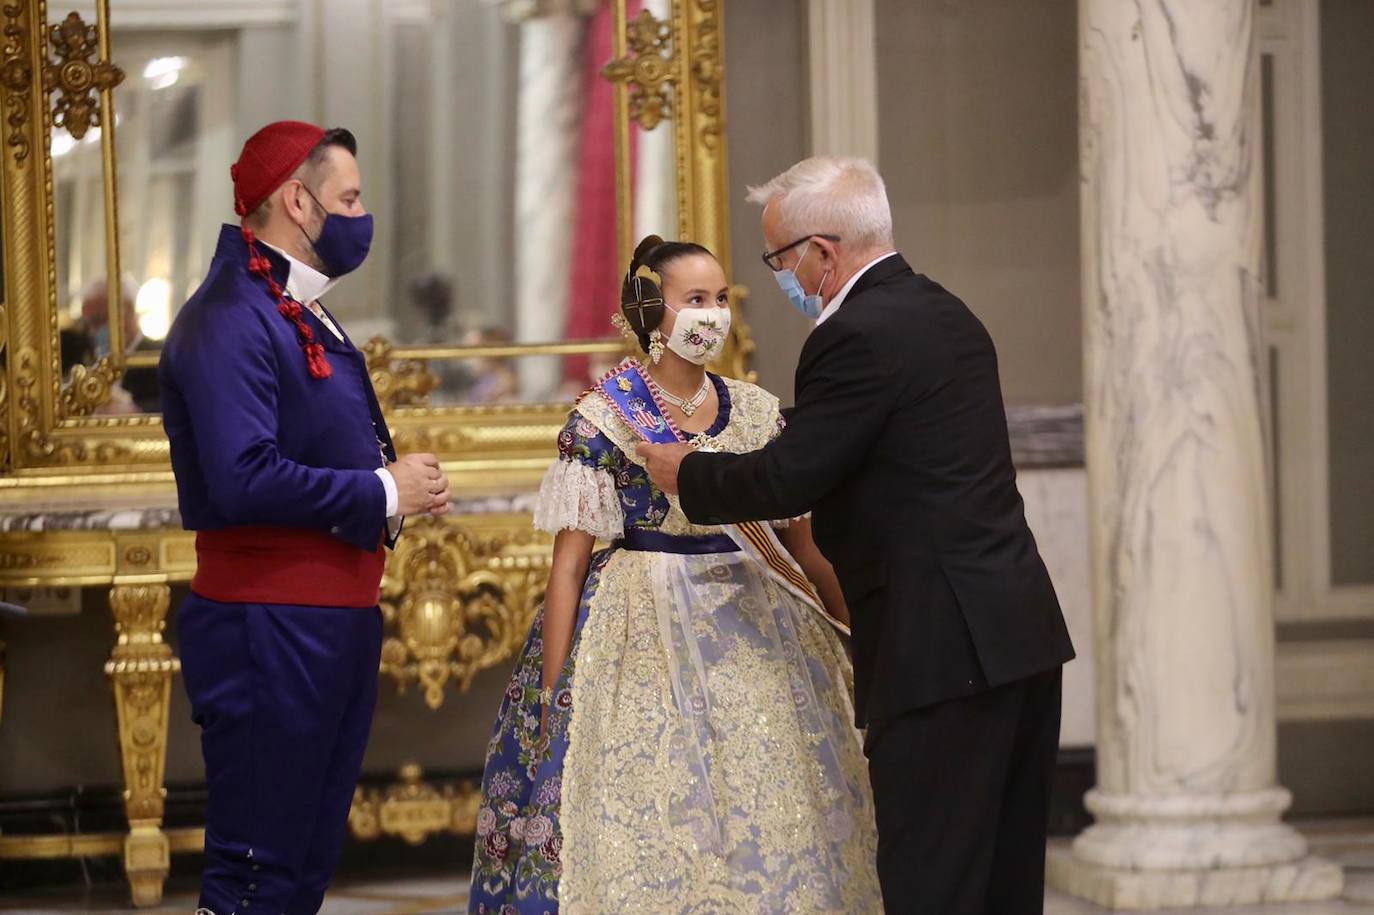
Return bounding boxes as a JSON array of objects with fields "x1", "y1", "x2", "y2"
[
  {"x1": 0, "y1": 493, "x2": 543, "y2": 534},
  {"x1": 0, "y1": 406, "x2": 1082, "y2": 533},
  {"x1": 1006, "y1": 404, "x2": 1085, "y2": 468}
]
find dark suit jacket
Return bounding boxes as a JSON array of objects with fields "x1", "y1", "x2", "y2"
[{"x1": 679, "y1": 255, "x2": 1074, "y2": 726}]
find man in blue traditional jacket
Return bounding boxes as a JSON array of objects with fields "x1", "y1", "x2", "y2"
[{"x1": 160, "y1": 120, "x2": 451, "y2": 915}]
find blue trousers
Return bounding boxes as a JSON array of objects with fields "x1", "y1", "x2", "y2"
[{"x1": 178, "y1": 594, "x2": 382, "y2": 915}]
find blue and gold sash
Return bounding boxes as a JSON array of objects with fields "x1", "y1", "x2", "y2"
[
  {"x1": 593, "y1": 358, "x2": 684, "y2": 445},
  {"x1": 594, "y1": 359, "x2": 849, "y2": 636}
]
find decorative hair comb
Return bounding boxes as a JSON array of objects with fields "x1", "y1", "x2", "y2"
[{"x1": 620, "y1": 264, "x2": 665, "y2": 335}]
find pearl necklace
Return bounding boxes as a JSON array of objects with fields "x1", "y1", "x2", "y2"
[{"x1": 655, "y1": 374, "x2": 711, "y2": 417}]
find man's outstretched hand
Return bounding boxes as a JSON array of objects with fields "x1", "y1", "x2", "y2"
[{"x1": 635, "y1": 442, "x2": 693, "y2": 496}]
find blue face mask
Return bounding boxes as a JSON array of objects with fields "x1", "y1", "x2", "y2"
[
  {"x1": 771, "y1": 241, "x2": 829, "y2": 319},
  {"x1": 302, "y1": 187, "x2": 374, "y2": 278},
  {"x1": 92, "y1": 324, "x2": 110, "y2": 357}
]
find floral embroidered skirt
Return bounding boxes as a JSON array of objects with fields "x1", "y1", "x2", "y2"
[{"x1": 469, "y1": 546, "x2": 881, "y2": 914}]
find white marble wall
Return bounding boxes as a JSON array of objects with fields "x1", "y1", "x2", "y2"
[{"x1": 1021, "y1": 467, "x2": 1094, "y2": 748}]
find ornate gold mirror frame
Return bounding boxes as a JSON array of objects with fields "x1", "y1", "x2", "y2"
[
  {"x1": 0, "y1": 0, "x2": 742, "y2": 505},
  {"x1": 0, "y1": 2, "x2": 744, "y2": 899}
]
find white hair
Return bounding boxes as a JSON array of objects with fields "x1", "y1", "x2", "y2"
[
  {"x1": 79, "y1": 274, "x2": 139, "y2": 307},
  {"x1": 746, "y1": 156, "x2": 893, "y2": 251}
]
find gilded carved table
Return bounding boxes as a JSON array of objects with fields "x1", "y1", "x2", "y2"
[{"x1": 0, "y1": 499, "x2": 551, "y2": 906}]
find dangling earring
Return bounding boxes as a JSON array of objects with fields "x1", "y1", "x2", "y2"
[{"x1": 648, "y1": 329, "x2": 665, "y2": 364}]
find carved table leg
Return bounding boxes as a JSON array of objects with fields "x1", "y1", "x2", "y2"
[{"x1": 105, "y1": 582, "x2": 180, "y2": 907}]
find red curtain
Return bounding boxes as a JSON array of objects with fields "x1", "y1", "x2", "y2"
[{"x1": 562, "y1": 0, "x2": 639, "y2": 387}]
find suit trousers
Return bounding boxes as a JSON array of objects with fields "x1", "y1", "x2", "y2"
[
  {"x1": 864, "y1": 667, "x2": 1063, "y2": 914},
  {"x1": 178, "y1": 594, "x2": 382, "y2": 915}
]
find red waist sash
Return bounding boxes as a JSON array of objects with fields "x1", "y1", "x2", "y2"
[{"x1": 192, "y1": 526, "x2": 385, "y2": 609}]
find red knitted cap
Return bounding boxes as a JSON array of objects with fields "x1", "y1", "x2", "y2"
[{"x1": 230, "y1": 120, "x2": 326, "y2": 217}]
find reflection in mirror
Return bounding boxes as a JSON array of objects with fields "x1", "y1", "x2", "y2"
[
  {"x1": 504, "y1": 0, "x2": 624, "y2": 402},
  {"x1": 55, "y1": 29, "x2": 232, "y2": 414},
  {"x1": 54, "y1": 123, "x2": 155, "y2": 415},
  {"x1": 633, "y1": 108, "x2": 679, "y2": 247},
  {"x1": 77, "y1": 0, "x2": 676, "y2": 411},
  {"x1": 114, "y1": 33, "x2": 234, "y2": 359},
  {"x1": 631, "y1": 0, "x2": 679, "y2": 245},
  {"x1": 51, "y1": 116, "x2": 108, "y2": 391},
  {"x1": 512, "y1": 0, "x2": 680, "y2": 401},
  {"x1": 116, "y1": 34, "x2": 233, "y2": 416},
  {"x1": 426, "y1": 350, "x2": 626, "y2": 408}
]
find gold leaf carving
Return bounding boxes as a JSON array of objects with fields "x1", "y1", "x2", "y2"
[
  {"x1": 363, "y1": 336, "x2": 438, "y2": 411},
  {"x1": 42, "y1": 12, "x2": 122, "y2": 141},
  {"x1": 103, "y1": 582, "x2": 177, "y2": 904},
  {"x1": 602, "y1": 7, "x2": 675, "y2": 131},
  {"x1": 379, "y1": 516, "x2": 549, "y2": 709},
  {"x1": 0, "y1": 2, "x2": 31, "y2": 165},
  {"x1": 60, "y1": 357, "x2": 120, "y2": 418},
  {"x1": 349, "y1": 764, "x2": 482, "y2": 845},
  {"x1": 691, "y1": 0, "x2": 723, "y2": 151}
]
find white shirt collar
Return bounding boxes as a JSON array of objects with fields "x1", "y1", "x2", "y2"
[
  {"x1": 258, "y1": 240, "x2": 345, "y2": 342},
  {"x1": 815, "y1": 251, "x2": 899, "y2": 326},
  {"x1": 260, "y1": 240, "x2": 338, "y2": 306}
]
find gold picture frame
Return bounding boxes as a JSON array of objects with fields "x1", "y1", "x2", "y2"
[{"x1": 0, "y1": 0, "x2": 743, "y2": 504}]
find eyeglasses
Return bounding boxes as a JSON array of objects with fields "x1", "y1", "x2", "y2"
[{"x1": 761, "y1": 234, "x2": 841, "y2": 271}]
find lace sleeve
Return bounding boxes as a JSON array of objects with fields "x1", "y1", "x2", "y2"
[
  {"x1": 533, "y1": 458, "x2": 624, "y2": 539},
  {"x1": 532, "y1": 411, "x2": 625, "y2": 539}
]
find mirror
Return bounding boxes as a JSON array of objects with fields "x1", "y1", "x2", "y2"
[
  {"x1": 2, "y1": 0, "x2": 735, "y2": 482},
  {"x1": 52, "y1": 0, "x2": 683, "y2": 412},
  {"x1": 624, "y1": 0, "x2": 680, "y2": 243},
  {"x1": 51, "y1": 115, "x2": 110, "y2": 393}
]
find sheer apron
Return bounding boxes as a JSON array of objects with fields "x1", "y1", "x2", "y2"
[{"x1": 559, "y1": 546, "x2": 879, "y2": 912}]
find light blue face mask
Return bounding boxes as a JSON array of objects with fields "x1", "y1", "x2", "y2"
[{"x1": 771, "y1": 241, "x2": 829, "y2": 319}]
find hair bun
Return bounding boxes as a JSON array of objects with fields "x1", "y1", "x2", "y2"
[{"x1": 632, "y1": 234, "x2": 666, "y2": 268}]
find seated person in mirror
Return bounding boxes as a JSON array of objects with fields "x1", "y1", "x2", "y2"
[
  {"x1": 458, "y1": 326, "x2": 520, "y2": 404},
  {"x1": 468, "y1": 235, "x2": 881, "y2": 914},
  {"x1": 409, "y1": 272, "x2": 456, "y2": 343},
  {"x1": 58, "y1": 315, "x2": 94, "y2": 382},
  {"x1": 81, "y1": 275, "x2": 161, "y2": 413}
]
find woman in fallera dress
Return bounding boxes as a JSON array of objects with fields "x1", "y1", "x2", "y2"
[{"x1": 468, "y1": 236, "x2": 882, "y2": 914}]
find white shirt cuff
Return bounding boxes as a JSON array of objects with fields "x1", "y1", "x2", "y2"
[{"x1": 375, "y1": 466, "x2": 399, "y2": 518}]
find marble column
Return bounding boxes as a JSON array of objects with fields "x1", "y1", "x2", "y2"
[
  {"x1": 512, "y1": 11, "x2": 585, "y2": 400},
  {"x1": 1046, "y1": 1, "x2": 1342, "y2": 908}
]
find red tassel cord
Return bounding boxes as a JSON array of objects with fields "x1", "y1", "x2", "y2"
[{"x1": 239, "y1": 224, "x2": 332, "y2": 380}]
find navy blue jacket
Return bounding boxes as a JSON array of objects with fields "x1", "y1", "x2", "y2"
[{"x1": 160, "y1": 224, "x2": 397, "y2": 552}]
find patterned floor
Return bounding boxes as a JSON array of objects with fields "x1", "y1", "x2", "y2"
[
  {"x1": 0, "y1": 876, "x2": 472, "y2": 914},
  {"x1": 4, "y1": 821, "x2": 1373, "y2": 913}
]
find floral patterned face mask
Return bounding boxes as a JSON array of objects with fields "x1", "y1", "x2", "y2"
[{"x1": 662, "y1": 303, "x2": 731, "y2": 365}]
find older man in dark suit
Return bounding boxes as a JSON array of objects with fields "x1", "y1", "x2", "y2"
[{"x1": 638, "y1": 156, "x2": 1074, "y2": 914}]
